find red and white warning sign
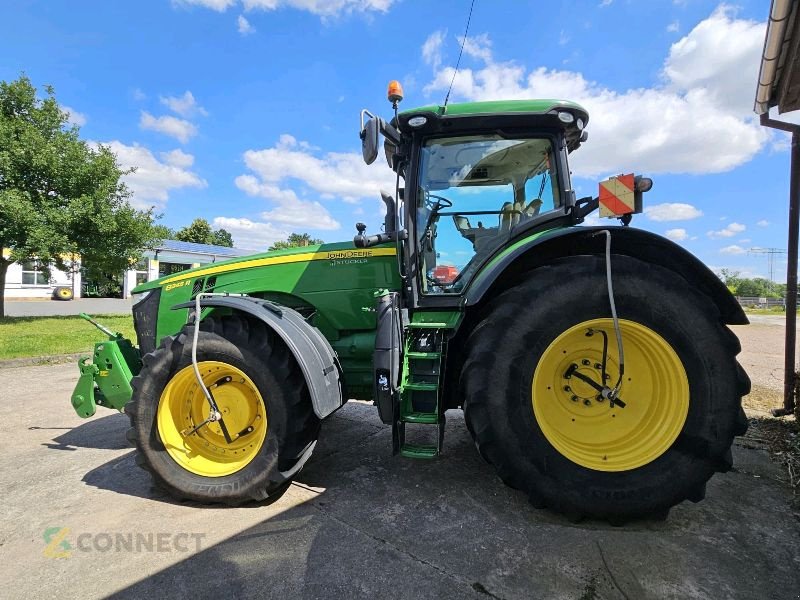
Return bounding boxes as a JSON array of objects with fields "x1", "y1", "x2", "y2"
[{"x1": 599, "y1": 173, "x2": 635, "y2": 218}]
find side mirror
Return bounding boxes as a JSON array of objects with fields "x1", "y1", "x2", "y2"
[{"x1": 360, "y1": 111, "x2": 380, "y2": 165}]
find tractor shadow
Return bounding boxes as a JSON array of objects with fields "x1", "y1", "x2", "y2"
[
  {"x1": 99, "y1": 404, "x2": 797, "y2": 600},
  {"x1": 37, "y1": 412, "x2": 130, "y2": 451}
]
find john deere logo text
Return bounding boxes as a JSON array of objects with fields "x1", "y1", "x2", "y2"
[{"x1": 326, "y1": 250, "x2": 373, "y2": 260}]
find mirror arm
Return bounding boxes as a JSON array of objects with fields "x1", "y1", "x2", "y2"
[
  {"x1": 380, "y1": 120, "x2": 401, "y2": 145},
  {"x1": 354, "y1": 228, "x2": 408, "y2": 249}
]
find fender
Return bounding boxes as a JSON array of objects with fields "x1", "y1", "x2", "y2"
[
  {"x1": 173, "y1": 296, "x2": 343, "y2": 419},
  {"x1": 465, "y1": 225, "x2": 748, "y2": 325}
]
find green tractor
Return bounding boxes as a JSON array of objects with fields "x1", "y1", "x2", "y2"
[{"x1": 71, "y1": 83, "x2": 749, "y2": 521}]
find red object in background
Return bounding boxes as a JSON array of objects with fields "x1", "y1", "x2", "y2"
[{"x1": 432, "y1": 265, "x2": 459, "y2": 284}]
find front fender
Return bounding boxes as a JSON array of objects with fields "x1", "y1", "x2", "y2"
[
  {"x1": 174, "y1": 296, "x2": 343, "y2": 418},
  {"x1": 465, "y1": 225, "x2": 747, "y2": 325}
]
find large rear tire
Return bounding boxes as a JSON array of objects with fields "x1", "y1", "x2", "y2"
[
  {"x1": 126, "y1": 314, "x2": 320, "y2": 505},
  {"x1": 461, "y1": 255, "x2": 749, "y2": 521}
]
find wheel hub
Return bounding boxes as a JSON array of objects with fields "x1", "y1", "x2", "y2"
[
  {"x1": 157, "y1": 361, "x2": 268, "y2": 477},
  {"x1": 532, "y1": 318, "x2": 689, "y2": 472}
]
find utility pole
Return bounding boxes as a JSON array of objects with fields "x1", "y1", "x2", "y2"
[{"x1": 749, "y1": 247, "x2": 788, "y2": 294}]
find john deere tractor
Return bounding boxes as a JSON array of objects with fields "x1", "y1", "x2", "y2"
[{"x1": 71, "y1": 82, "x2": 749, "y2": 521}]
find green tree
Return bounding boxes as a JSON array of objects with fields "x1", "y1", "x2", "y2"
[
  {"x1": 150, "y1": 224, "x2": 175, "y2": 241},
  {"x1": 0, "y1": 75, "x2": 157, "y2": 316},
  {"x1": 268, "y1": 232, "x2": 324, "y2": 251},
  {"x1": 175, "y1": 218, "x2": 234, "y2": 248}
]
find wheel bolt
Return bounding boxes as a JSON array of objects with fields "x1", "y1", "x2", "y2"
[
  {"x1": 594, "y1": 363, "x2": 602, "y2": 369},
  {"x1": 571, "y1": 395, "x2": 579, "y2": 402},
  {"x1": 596, "y1": 394, "x2": 604, "y2": 402},
  {"x1": 582, "y1": 359, "x2": 591, "y2": 366},
  {"x1": 583, "y1": 399, "x2": 592, "y2": 406},
  {"x1": 563, "y1": 386, "x2": 571, "y2": 392}
]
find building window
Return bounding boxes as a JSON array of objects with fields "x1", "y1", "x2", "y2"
[
  {"x1": 21, "y1": 260, "x2": 50, "y2": 286},
  {"x1": 159, "y1": 262, "x2": 191, "y2": 277},
  {"x1": 134, "y1": 258, "x2": 149, "y2": 286}
]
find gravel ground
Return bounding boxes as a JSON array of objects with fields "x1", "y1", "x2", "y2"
[{"x1": 732, "y1": 314, "x2": 792, "y2": 416}]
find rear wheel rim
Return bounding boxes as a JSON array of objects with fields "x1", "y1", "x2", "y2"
[
  {"x1": 157, "y1": 361, "x2": 267, "y2": 477},
  {"x1": 532, "y1": 318, "x2": 689, "y2": 472}
]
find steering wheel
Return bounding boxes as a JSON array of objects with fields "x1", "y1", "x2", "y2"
[{"x1": 425, "y1": 194, "x2": 453, "y2": 210}]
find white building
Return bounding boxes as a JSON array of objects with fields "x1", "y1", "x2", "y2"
[
  {"x1": 1, "y1": 249, "x2": 81, "y2": 300},
  {"x1": 2, "y1": 240, "x2": 250, "y2": 300},
  {"x1": 121, "y1": 240, "x2": 250, "y2": 298}
]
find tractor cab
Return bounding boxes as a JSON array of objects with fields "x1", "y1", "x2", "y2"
[{"x1": 356, "y1": 83, "x2": 590, "y2": 304}]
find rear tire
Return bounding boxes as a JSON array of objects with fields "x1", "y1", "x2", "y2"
[
  {"x1": 126, "y1": 314, "x2": 320, "y2": 505},
  {"x1": 461, "y1": 255, "x2": 749, "y2": 521},
  {"x1": 53, "y1": 286, "x2": 74, "y2": 301}
]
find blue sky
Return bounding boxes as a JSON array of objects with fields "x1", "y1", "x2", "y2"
[{"x1": 1, "y1": 0, "x2": 796, "y2": 281}]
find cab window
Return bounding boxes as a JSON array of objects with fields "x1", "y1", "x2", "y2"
[{"x1": 416, "y1": 135, "x2": 561, "y2": 294}]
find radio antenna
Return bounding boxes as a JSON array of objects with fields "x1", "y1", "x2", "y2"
[{"x1": 443, "y1": 0, "x2": 476, "y2": 108}]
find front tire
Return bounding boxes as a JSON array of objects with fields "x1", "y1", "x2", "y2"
[
  {"x1": 126, "y1": 314, "x2": 320, "y2": 505},
  {"x1": 461, "y1": 255, "x2": 749, "y2": 521}
]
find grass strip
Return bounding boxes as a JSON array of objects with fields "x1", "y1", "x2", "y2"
[{"x1": 0, "y1": 314, "x2": 135, "y2": 360}]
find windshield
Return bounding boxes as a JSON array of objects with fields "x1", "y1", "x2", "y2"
[{"x1": 416, "y1": 134, "x2": 561, "y2": 294}]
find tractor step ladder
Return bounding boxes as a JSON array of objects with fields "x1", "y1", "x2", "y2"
[{"x1": 397, "y1": 323, "x2": 446, "y2": 458}]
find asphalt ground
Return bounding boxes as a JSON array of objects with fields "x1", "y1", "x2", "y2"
[
  {"x1": 0, "y1": 321, "x2": 798, "y2": 600},
  {"x1": 4, "y1": 298, "x2": 133, "y2": 317}
]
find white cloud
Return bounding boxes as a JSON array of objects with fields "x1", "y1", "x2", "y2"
[
  {"x1": 739, "y1": 238, "x2": 751, "y2": 243},
  {"x1": 757, "y1": 219, "x2": 769, "y2": 227},
  {"x1": 708, "y1": 222, "x2": 746, "y2": 239},
  {"x1": 211, "y1": 217, "x2": 289, "y2": 251},
  {"x1": 173, "y1": 0, "x2": 237, "y2": 11},
  {"x1": 243, "y1": 0, "x2": 395, "y2": 16},
  {"x1": 720, "y1": 244, "x2": 747, "y2": 255},
  {"x1": 237, "y1": 133, "x2": 394, "y2": 204},
  {"x1": 181, "y1": 0, "x2": 395, "y2": 17},
  {"x1": 160, "y1": 148, "x2": 195, "y2": 168},
  {"x1": 139, "y1": 112, "x2": 198, "y2": 143},
  {"x1": 102, "y1": 141, "x2": 206, "y2": 209},
  {"x1": 645, "y1": 203, "x2": 703, "y2": 222},
  {"x1": 460, "y1": 33, "x2": 493, "y2": 63},
  {"x1": 159, "y1": 91, "x2": 208, "y2": 118},
  {"x1": 422, "y1": 30, "x2": 446, "y2": 70},
  {"x1": 61, "y1": 105, "x2": 87, "y2": 127},
  {"x1": 599, "y1": 0, "x2": 613, "y2": 6},
  {"x1": 558, "y1": 30, "x2": 570, "y2": 46},
  {"x1": 261, "y1": 198, "x2": 340, "y2": 230},
  {"x1": 663, "y1": 5, "x2": 764, "y2": 116},
  {"x1": 667, "y1": 20, "x2": 680, "y2": 33},
  {"x1": 237, "y1": 14, "x2": 255, "y2": 35},
  {"x1": 422, "y1": 6, "x2": 770, "y2": 177},
  {"x1": 665, "y1": 228, "x2": 688, "y2": 241}
]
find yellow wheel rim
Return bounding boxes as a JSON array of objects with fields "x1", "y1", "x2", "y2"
[
  {"x1": 532, "y1": 319, "x2": 689, "y2": 472},
  {"x1": 57, "y1": 288, "x2": 71, "y2": 298},
  {"x1": 157, "y1": 361, "x2": 268, "y2": 477}
]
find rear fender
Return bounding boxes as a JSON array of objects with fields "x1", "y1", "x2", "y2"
[
  {"x1": 173, "y1": 296, "x2": 343, "y2": 419},
  {"x1": 465, "y1": 226, "x2": 747, "y2": 325}
]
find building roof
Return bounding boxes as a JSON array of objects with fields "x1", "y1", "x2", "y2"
[
  {"x1": 755, "y1": 0, "x2": 800, "y2": 115},
  {"x1": 155, "y1": 239, "x2": 250, "y2": 257}
]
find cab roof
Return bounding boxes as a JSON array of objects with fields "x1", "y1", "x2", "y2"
[{"x1": 396, "y1": 99, "x2": 589, "y2": 152}]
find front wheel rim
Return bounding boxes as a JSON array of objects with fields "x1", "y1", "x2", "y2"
[
  {"x1": 157, "y1": 361, "x2": 268, "y2": 477},
  {"x1": 532, "y1": 318, "x2": 689, "y2": 472}
]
